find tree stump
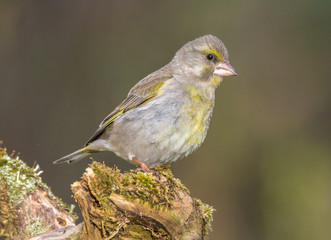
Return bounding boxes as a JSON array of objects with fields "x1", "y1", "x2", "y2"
[
  {"x1": 0, "y1": 146, "x2": 76, "y2": 240},
  {"x1": 72, "y1": 162, "x2": 214, "y2": 240},
  {"x1": 0, "y1": 144, "x2": 214, "y2": 239}
]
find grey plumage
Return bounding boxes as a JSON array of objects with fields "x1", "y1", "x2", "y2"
[{"x1": 54, "y1": 35, "x2": 237, "y2": 168}]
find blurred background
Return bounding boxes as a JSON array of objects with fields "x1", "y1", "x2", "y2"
[{"x1": 0, "y1": 1, "x2": 330, "y2": 239}]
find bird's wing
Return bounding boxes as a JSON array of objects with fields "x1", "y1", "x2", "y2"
[{"x1": 85, "y1": 66, "x2": 173, "y2": 145}]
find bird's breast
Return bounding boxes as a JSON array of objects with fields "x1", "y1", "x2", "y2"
[
  {"x1": 180, "y1": 85, "x2": 215, "y2": 147},
  {"x1": 106, "y1": 80, "x2": 216, "y2": 166}
]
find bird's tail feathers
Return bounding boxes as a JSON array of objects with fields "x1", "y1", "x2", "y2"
[{"x1": 53, "y1": 146, "x2": 91, "y2": 164}]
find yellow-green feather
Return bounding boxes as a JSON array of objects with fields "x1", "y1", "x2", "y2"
[
  {"x1": 140, "y1": 81, "x2": 165, "y2": 96},
  {"x1": 185, "y1": 86, "x2": 214, "y2": 146},
  {"x1": 85, "y1": 80, "x2": 166, "y2": 145}
]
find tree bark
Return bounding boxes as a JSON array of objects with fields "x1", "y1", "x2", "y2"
[
  {"x1": 0, "y1": 145, "x2": 214, "y2": 240},
  {"x1": 0, "y1": 146, "x2": 77, "y2": 240}
]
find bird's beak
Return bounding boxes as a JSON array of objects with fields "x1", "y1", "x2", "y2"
[{"x1": 214, "y1": 61, "x2": 237, "y2": 77}]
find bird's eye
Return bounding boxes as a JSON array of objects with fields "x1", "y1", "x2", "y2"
[{"x1": 206, "y1": 54, "x2": 213, "y2": 60}]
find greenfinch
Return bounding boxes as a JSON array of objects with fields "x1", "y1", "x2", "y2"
[{"x1": 54, "y1": 35, "x2": 237, "y2": 171}]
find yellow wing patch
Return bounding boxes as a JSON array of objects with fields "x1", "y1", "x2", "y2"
[
  {"x1": 102, "y1": 109, "x2": 125, "y2": 127},
  {"x1": 141, "y1": 81, "x2": 165, "y2": 95},
  {"x1": 85, "y1": 81, "x2": 166, "y2": 145}
]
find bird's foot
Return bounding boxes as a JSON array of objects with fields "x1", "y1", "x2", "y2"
[
  {"x1": 140, "y1": 162, "x2": 151, "y2": 173},
  {"x1": 132, "y1": 157, "x2": 151, "y2": 172},
  {"x1": 131, "y1": 157, "x2": 161, "y2": 179}
]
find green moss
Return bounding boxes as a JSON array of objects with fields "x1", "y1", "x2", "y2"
[
  {"x1": 0, "y1": 147, "x2": 73, "y2": 214},
  {"x1": 90, "y1": 162, "x2": 189, "y2": 210},
  {"x1": 0, "y1": 146, "x2": 77, "y2": 238},
  {"x1": 0, "y1": 179, "x2": 16, "y2": 237},
  {"x1": 87, "y1": 162, "x2": 193, "y2": 238},
  {"x1": 24, "y1": 219, "x2": 52, "y2": 238},
  {"x1": 153, "y1": 165, "x2": 189, "y2": 194},
  {"x1": 84, "y1": 162, "x2": 214, "y2": 239},
  {"x1": 195, "y1": 199, "x2": 215, "y2": 236},
  {"x1": 120, "y1": 224, "x2": 153, "y2": 240},
  {"x1": 0, "y1": 152, "x2": 38, "y2": 205}
]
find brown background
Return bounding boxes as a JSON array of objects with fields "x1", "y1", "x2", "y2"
[{"x1": 0, "y1": 1, "x2": 330, "y2": 239}]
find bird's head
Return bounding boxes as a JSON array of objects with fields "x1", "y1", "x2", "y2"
[{"x1": 172, "y1": 35, "x2": 237, "y2": 87}]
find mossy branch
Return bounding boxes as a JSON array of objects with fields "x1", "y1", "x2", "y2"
[
  {"x1": 0, "y1": 146, "x2": 78, "y2": 240},
  {"x1": 0, "y1": 144, "x2": 214, "y2": 239}
]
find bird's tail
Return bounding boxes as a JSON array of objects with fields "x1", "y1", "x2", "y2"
[{"x1": 53, "y1": 146, "x2": 92, "y2": 164}]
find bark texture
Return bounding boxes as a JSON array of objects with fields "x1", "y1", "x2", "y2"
[
  {"x1": 0, "y1": 144, "x2": 214, "y2": 239},
  {"x1": 0, "y1": 146, "x2": 76, "y2": 240},
  {"x1": 72, "y1": 162, "x2": 214, "y2": 240}
]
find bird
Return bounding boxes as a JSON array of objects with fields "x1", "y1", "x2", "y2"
[{"x1": 53, "y1": 35, "x2": 237, "y2": 172}]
